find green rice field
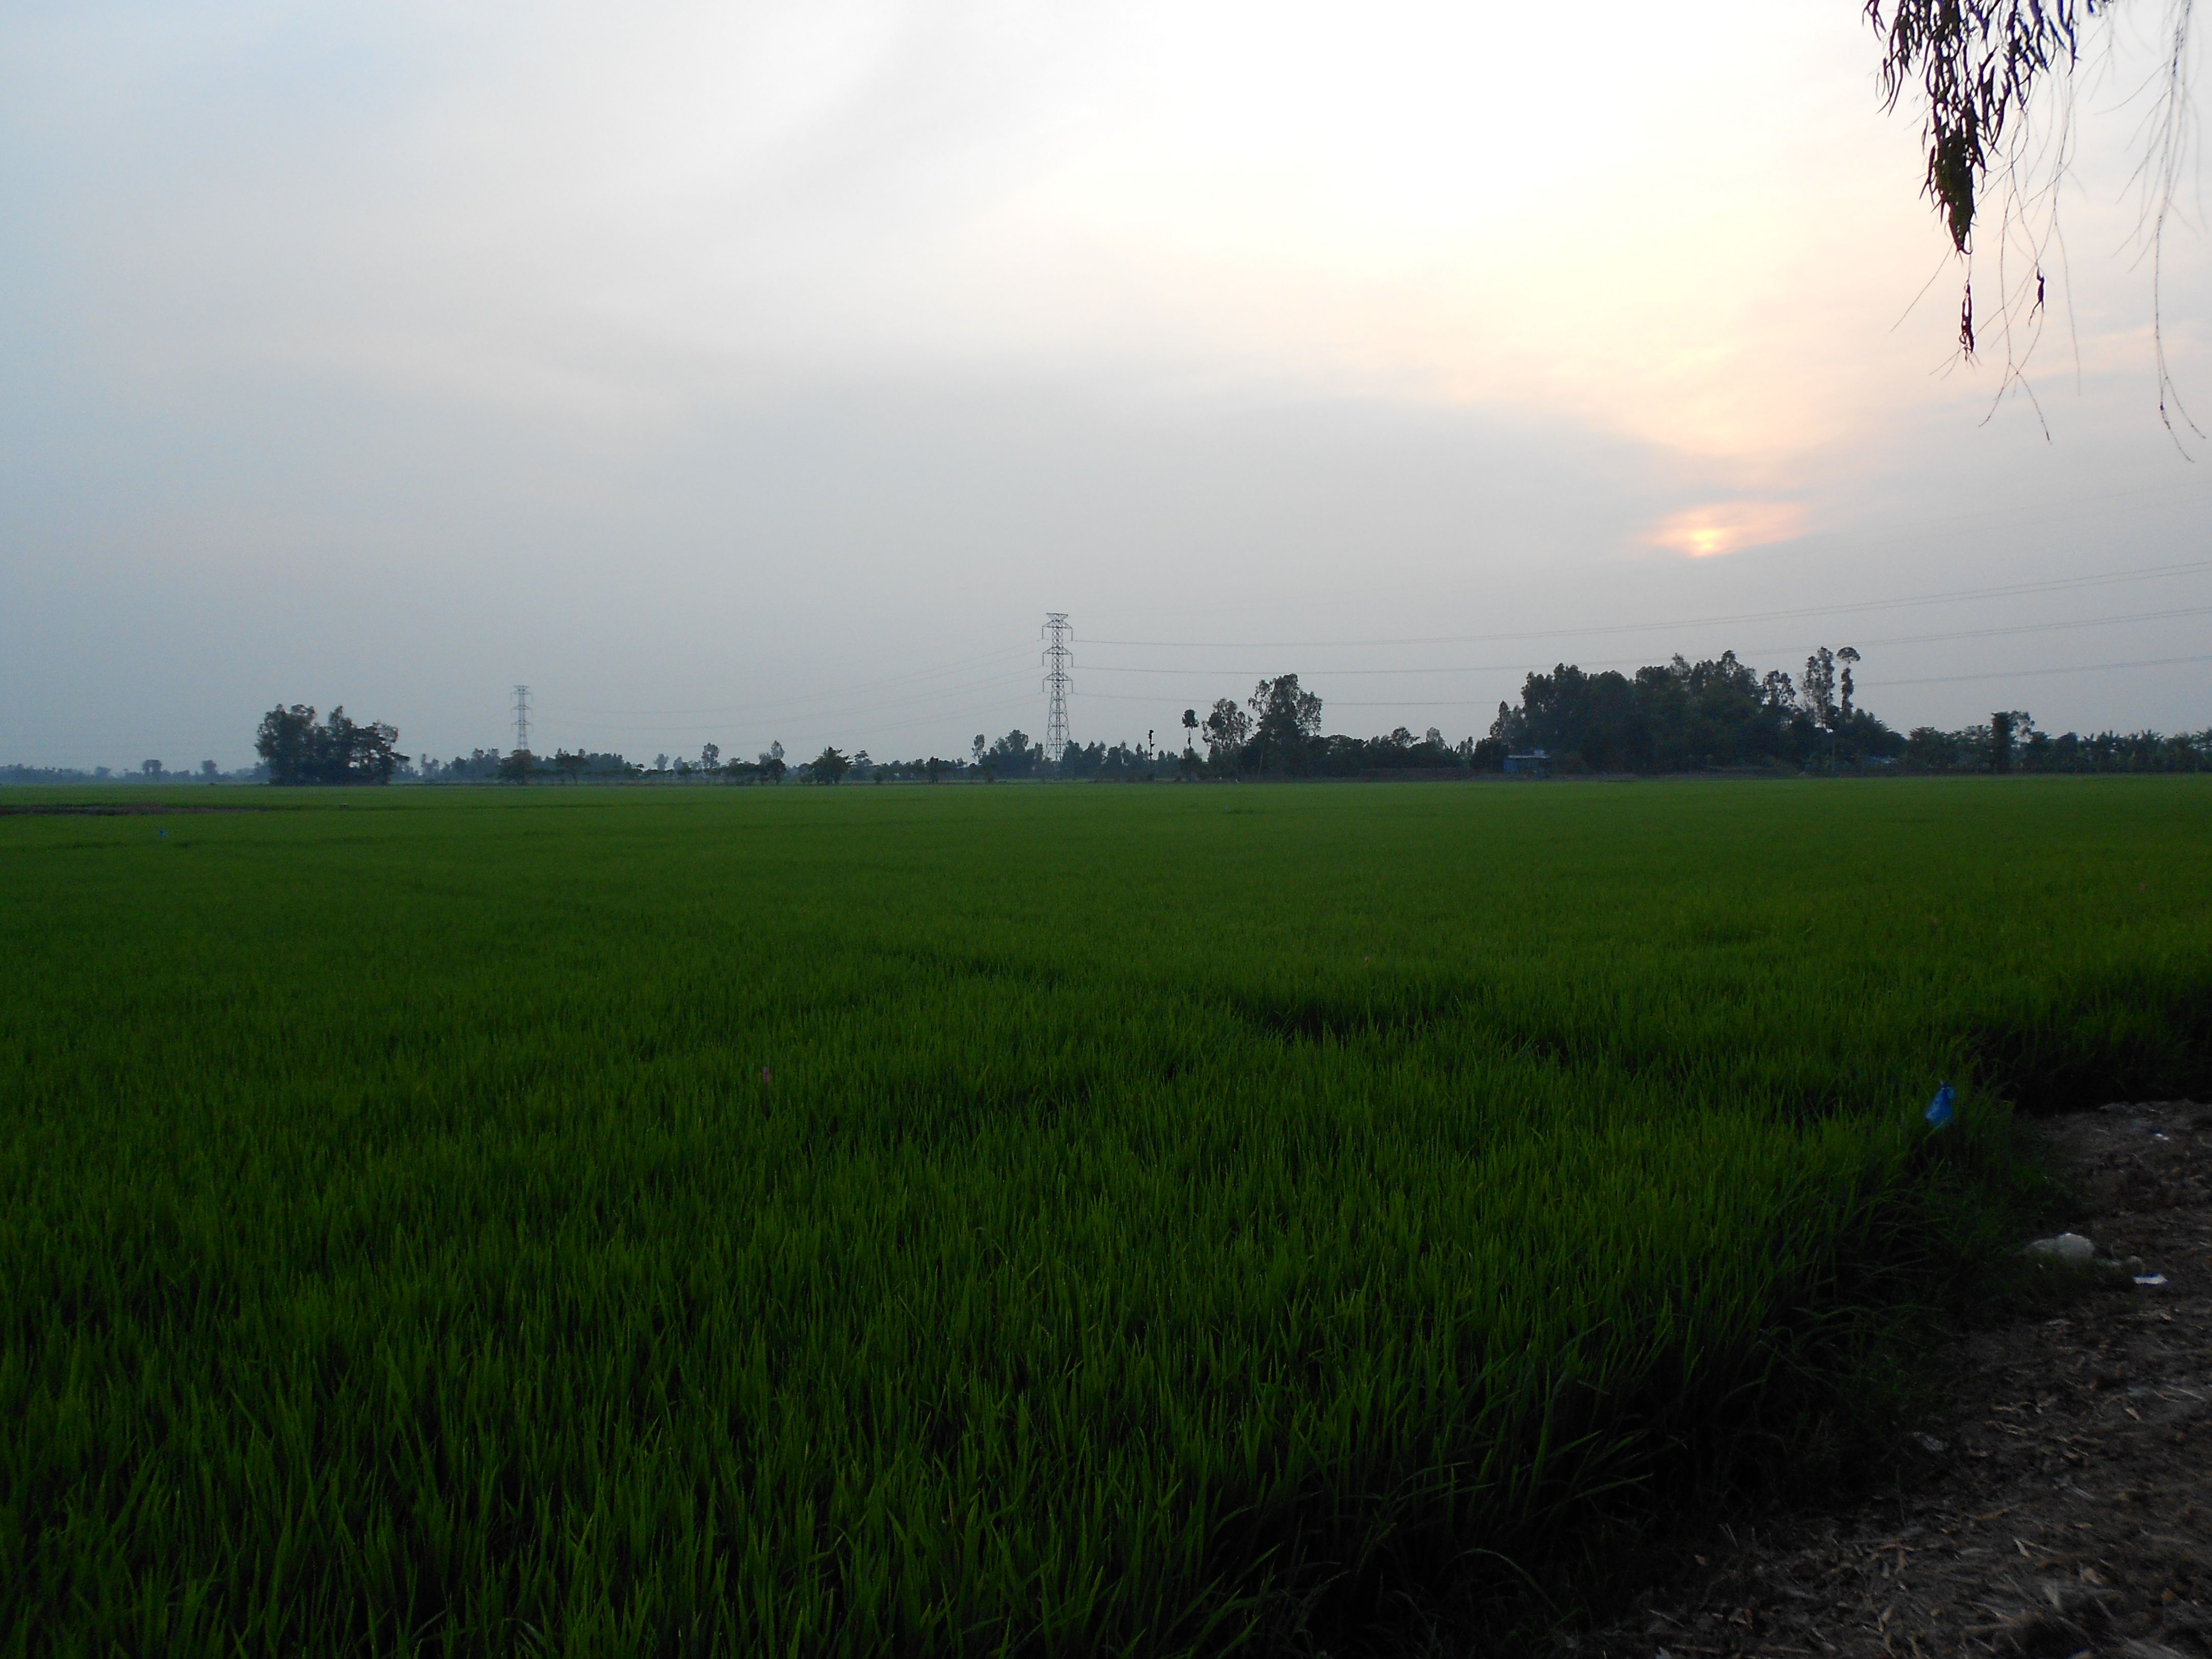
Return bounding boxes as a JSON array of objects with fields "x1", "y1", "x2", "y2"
[{"x1": 4, "y1": 778, "x2": 2209, "y2": 1655}]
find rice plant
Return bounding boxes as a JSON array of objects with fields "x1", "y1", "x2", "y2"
[{"x1": 2, "y1": 777, "x2": 2205, "y2": 1654}]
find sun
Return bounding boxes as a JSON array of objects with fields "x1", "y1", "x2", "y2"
[{"x1": 1647, "y1": 500, "x2": 1810, "y2": 559}]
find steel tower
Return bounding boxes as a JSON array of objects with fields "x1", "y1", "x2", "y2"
[{"x1": 1040, "y1": 614, "x2": 1072, "y2": 764}]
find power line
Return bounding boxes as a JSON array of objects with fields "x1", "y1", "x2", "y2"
[
  {"x1": 1084, "y1": 650, "x2": 2212, "y2": 710},
  {"x1": 1877, "y1": 651, "x2": 2212, "y2": 688},
  {"x1": 1041, "y1": 613, "x2": 1072, "y2": 764},
  {"x1": 541, "y1": 646, "x2": 1033, "y2": 720},
  {"x1": 544, "y1": 668, "x2": 1039, "y2": 738},
  {"x1": 1082, "y1": 556, "x2": 2212, "y2": 651},
  {"x1": 1073, "y1": 601, "x2": 2212, "y2": 680}
]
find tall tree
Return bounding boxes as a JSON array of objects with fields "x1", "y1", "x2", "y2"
[
  {"x1": 1202, "y1": 698, "x2": 1252, "y2": 770},
  {"x1": 986, "y1": 731, "x2": 1038, "y2": 779},
  {"x1": 1989, "y1": 709, "x2": 2016, "y2": 772},
  {"x1": 1246, "y1": 675, "x2": 1323, "y2": 774},
  {"x1": 1801, "y1": 649, "x2": 1840, "y2": 730}
]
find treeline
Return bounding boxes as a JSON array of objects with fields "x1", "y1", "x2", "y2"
[
  {"x1": 1483, "y1": 648, "x2": 1886, "y2": 773},
  {"x1": 1185, "y1": 650, "x2": 2210, "y2": 777},
  {"x1": 1903, "y1": 714, "x2": 2212, "y2": 775},
  {"x1": 1170, "y1": 655, "x2": 1861, "y2": 776},
  {"x1": 15, "y1": 671, "x2": 2205, "y2": 789},
  {"x1": 0, "y1": 760, "x2": 248, "y2": 785},
  {"x1": 1476, "y1": 651, "x2": 2209, "y2": 775},
  {"x1": 382, "y1": 685, "x2": 2212, "y2": 784}
]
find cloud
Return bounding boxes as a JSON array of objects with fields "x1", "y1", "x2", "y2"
[{"x1": 1, "y1": 0, "x2": 2207, "y2": 765}]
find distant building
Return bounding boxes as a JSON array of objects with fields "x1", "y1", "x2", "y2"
[{"x1": 1503, "y1": 750, "x2": 1552, "y2": 777}]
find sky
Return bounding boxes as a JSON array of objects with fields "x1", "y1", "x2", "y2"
[{"x1": 3, "y1": 0, "x2": 2207, "y2": 770}]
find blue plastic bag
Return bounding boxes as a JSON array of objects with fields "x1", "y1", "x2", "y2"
[{"x1": 1924, "y1": 1081, "x2": 1955, "y2": 1131}]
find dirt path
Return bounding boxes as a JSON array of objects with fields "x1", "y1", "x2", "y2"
[{"x1": 1581, "y1": 1099, "x2": 2212, "y2": 1659}]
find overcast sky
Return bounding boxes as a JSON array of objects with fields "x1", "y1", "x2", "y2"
[{"x1": 4, "y1": 0, "x2": 2206, "y2": 769}]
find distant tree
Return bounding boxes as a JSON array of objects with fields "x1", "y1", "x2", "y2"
[
  {"x1": 254, "y1": 704, "x2": 408, "y2": 784},
  {"x1": 199, "y1": 760, "x2": 218, "y2": 782},
  {"x1": 1246, "y1": 675, "x2": 1323, "y2": 774},
  {"x1": 556, "y1": 749, "x2": 588, "y2": 784},
  {"x1": 140, "y1": 759, "x2": 163, "y2": 779},
  {"x1": 853, "y1": 750, "x2": 871, "y2": 773},
  {"x1": 1906, "y1": 726, "x2": 1958, "y2": 771},
  {"x1": 701, "y1": 742, "x2": 720, "y2": 771},
  {"x1": 1837, "y1": 647, "x2": 1862, "y2": 719},
  {"x1": 1182, "y1": 708, "x2": 1199, "y2": 752},
  {"x1": 986, "y1": 731, "x2": 1037, "y2": 779},
  {"x1": 759, "y1": 740, "x2": 786, "y2": 783},
  {"x1": 809, "y1": 745, "x2": 850, "y2": 784},
  {"x1": 497, "y1": 749, "x2": 536, "y2": 784},
  {"x1": 1801, "y1": 649, "x2": 1840, "y2": 730},
  {"x1": 654, "y1": 754, "x2": 671, "y2": 774},
  {"x1": 971, "y1": 734, "x2": 987, "y2": 768},
  {"x1": 256, "y1": 706, "x2": 317, "y2": 782},
  {"x1": 926, "y1": 756, "x2": 943, "y2": 783},
  {"x1": 1989, "y1": 710, "x2": 2016, "y2": 773},
  {"x1": 1202, "y1": 699, "x2": 1252, "y2": 771}
]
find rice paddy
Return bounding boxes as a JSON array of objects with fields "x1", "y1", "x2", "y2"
[{"x1": 4, "y1": 777, "x2": 2208, "y2": 1656}]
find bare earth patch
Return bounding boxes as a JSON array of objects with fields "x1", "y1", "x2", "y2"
[
  {"x1": 1581, "y1": 1100, "x2": 2212, "y2": 1659},
  {"x1": 0, "y1": 802, "x2": 265, "y2": 815}
]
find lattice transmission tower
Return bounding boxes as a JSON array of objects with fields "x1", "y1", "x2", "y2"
[
  {"x1": 1040, "y1": 614, "x2": 1072, "y2": 764},
  {"x1": 511, "y1": 684, "x2": 532, "y2": 754}
]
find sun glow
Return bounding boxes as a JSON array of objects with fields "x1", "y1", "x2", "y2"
[{"x1": 1647, "y1": 500, "x2": 1810, "y2": 559}]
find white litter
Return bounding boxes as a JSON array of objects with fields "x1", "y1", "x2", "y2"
[
  {"x1": 2024, "y1": 1232, "x2": 2098, "y2": 1265},
  {"x1": 2135, "y1": 1274, "x2": 2169, "y2": 1287}
]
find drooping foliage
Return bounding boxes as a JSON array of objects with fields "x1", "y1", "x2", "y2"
[
  {"x1": 1868, "y1": 0, "x2": 2196, "y2": 359},
  {"x1": 1868, "y1": 0, "x2": 2103, "y2": 254}
]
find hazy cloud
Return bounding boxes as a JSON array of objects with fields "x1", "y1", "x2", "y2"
[{"x1": 2, "y1": 0, "x2": 2205, "y2": 767}]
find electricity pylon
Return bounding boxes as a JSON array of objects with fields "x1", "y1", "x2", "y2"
[{"x1": 1041, "y1": 615, "x2": 1072, "y2": 764}]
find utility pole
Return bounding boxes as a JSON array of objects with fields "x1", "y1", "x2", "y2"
[
  {"x1": 511, "y1": 684, "x2": 531, "y2": 755},
  {"x1": 1041, "y1": 613, "x2": 1072, "y2": 765}
]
